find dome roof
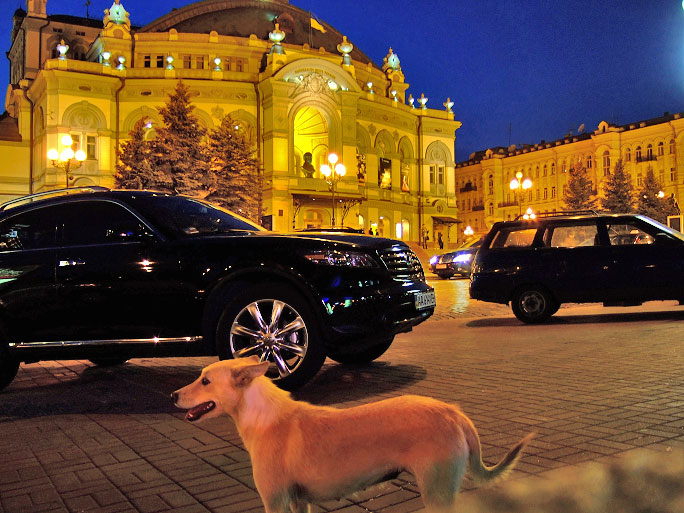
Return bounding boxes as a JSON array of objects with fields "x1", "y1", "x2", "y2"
[{"x1": 140, "y1": 0, "x2": 375, "y2": 66}]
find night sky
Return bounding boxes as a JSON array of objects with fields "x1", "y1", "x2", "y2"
[{"x1": 3, "y1": 0, "x2": 684, "y2": 161}]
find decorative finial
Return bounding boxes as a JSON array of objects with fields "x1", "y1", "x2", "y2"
[
  {"x1": 390, "y1": 90, "x2": 398, "y2": 102},
  {"x1": 213, "y1": 57, "x2": 222, "y2": 71},
  {"x1": 418, "y1": 93, "x2": 428, "y2": 109},
  {"x1": 443, "y1": 97, "x2": 454, "y2": 113},
  {"x1": 165, "y1": 55, "x2": 174, "y2": 70},
  {"x1": 104, "y1": 0, "x2": 130, "y2": 28},
  {"x1": 366, "y1": 81, "x2": 374, "y2": 94},
  {"x1": 101, "y1": 50, "x2": 111, "y2": 66},
  {"x1": 337, "y1": 36, "x2": 354, "y2": 66},
  {"x1": 56, "y1": 39, "x2": 69, "y2": 60},
  {"x1": 408, "y1": 94, "x2": 415, "y2": 108},
  {"x1": 269, "y1": 23, "x2": 286, "y2": 55},
  {"x1": 382, "y1": 47, "x2": 401, "y2": 73},
  {"x1": 116, "y1": 55, "x2": 126, "y2": 70}
]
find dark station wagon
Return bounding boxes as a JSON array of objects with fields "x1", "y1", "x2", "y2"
[
  {"x1": 0, "y1": 187, "x2": 435, "y2": 390},
  {"x1": 470, "y1": 211, "x2": 684, "y2": 323}
]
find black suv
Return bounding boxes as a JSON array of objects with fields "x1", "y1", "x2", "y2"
[
  {"x1": 470, "y1": 211, "x2": 684, "y2": 323},
  {"x1": 0, "y1": 188, "x2": 435, "y2": 389}
]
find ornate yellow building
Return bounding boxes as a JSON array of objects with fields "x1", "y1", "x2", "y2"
[
  {"x1": 455, "y1": 113, "x2": 684, "y2": 236},
  {"x1": 2, "y1": 0, "x2": 462, "y2": 245}
]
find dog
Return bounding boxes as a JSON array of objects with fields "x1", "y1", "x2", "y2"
[{"x1": 172, "y1": 357, "x2": 533, "y2": 512}]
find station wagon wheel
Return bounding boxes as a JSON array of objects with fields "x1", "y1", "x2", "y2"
[
  {"x1": 216, "y1": 284, "x2": 326, "y2": 390},
  {"x1": 511, "y1": 286, "x2": 558, "y2": 324}
]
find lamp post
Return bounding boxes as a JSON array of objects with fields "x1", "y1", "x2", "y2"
[
  {"x1": 509, "y1": 171, "x2": 532, "y2": 216},
  {"x1": 320, "y1": 153, "x2": 346, "y2": 227},
  {"x1": 47, "y1": 134, "x2": 86, "y2": 188}
]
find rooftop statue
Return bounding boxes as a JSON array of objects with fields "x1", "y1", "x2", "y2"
[{"x1": 104, "y1": 0, "x2": 130, "y2": 28}]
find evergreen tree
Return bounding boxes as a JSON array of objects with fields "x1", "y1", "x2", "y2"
[
  {"x1": 637, "y1": 167, "x2": 677, "y2": 223},
  {"x1": 206, "y1": 116, "x2": 262, "y2": 222},
  {"x1": 114, "y1": 118, "x2": 166, "y2": 189},
  {"x1": 563, "y1": 160, "x2": 598, "y2": 210},
  {"x1": 152, "y1": 80, "x2": 210, "y2": 195},
  {"x1": 600, "y1": 158, "x2": 634, "y2": 213}
]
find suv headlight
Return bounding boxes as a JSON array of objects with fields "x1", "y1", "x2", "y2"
[
  {"x1": 304, "y1": 250, "x2": 378, "y2": 268},
  {"x1": 429, "y1": 255, "x2": 440, "y2": 265},
  {"x1": 454, "y1": 253, "x2": 473, "y2": 263}
]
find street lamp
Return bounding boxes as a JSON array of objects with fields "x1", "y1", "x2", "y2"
[
  {"x1": 48, "y1": 134, "x2": 86, "y2": 187},
  {"x1": 510, "y1": 171, "x2": 532, "y2": 216},
  {"x1": 320, "y1": 153, "x2": 346, "y2": 227}
]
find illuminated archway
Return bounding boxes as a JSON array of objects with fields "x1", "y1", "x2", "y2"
[{"x1": 293, "y1": 106, "x2": 329, "y2": 178}]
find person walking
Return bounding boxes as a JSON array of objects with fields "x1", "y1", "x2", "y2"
[{"x1": 438, "y1": 232, "x2": 444, "y2": 250}]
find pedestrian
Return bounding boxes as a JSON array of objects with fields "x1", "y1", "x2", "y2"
[{"x1": 438, "y1": 232, "x2": 444, "y2": 250}]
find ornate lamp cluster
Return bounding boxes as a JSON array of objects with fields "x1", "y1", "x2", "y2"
[
  {"x1": 320, "y1": 153, "x2": 346, "y2": 227},
  {"x1": 48, "y1": 135, "x2": 86, "y2": 187},
  {"x1": 510, "y1": 171, "x2": 533, "y2": 215}
]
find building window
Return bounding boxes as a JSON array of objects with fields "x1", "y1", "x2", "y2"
[
  {"x1": 488, "y1": 203, "x2": 494, "y2": 215},
  {"x1": 658, "y1": 142, "x2": 664, "y2": 157},
  {"x1": 671, "y1": 168, "x2": 676, "y2": 182},
  {"x1": 70, "y1": 133, "x2": 97, "y2": 160},
  {"x1": 551, "y1": 186, "x2": 556, "y2": 198},
  {"x1": 157, "y1": 55, "x2": 165, "y2": 68},
  {"x1": 543, "y1": 165, "x2": 547, "y2": 177},
  {"x1": 429, "y1": 165, "x2": 435, "y2": 184},
  {"x1": 195, "y1": 55, "x2": 205, "y2": 69},
  {"x1": 636, "y1": 146, "x2": 642, "y2": 161},
  {"x1": 437, "y1": 165, "x2": 444, "y2": 186},
  {"x1": 543, "y1": 188, "x2": 548, "y2": 200},
  {"x1": 488, "y1": 175, "x2": 493, "y2": 195},
  {"x1": 551, "y1": 163, "x2": 556, "y2": 175},
  {"x1": 535, "y1": 166, "x2": 540, "y2": 178},
  {"x1": 235, "y1": 58, "x2": 246, "y2": 72},
  {"x1": 586, "y1": 155, "x2": 593, "y2": 169},
  {"x1": 637, "y1": 170, "x2": 643, "y2": 187},
  {"x1": 602, "y1": 151, "x2": 610, "y2": 176},
  {"x1": 625, "y1": 147, "x2": 631, "y2": 162},
  {"x1": 536, "y1": 190, "x2": 540, "y2": 200},
  {"x1": 647, "y1": 144, "x2": 653, "y2": 160},
  {"x1": 183, "y1": 55, "x2": 192, "y2": 69},
  {"x1": 670, "y1": 139, "x2": 676, "y2": 154},
  {"x1": 143, "y1": 55, "x2": 151, "y2": 68}
]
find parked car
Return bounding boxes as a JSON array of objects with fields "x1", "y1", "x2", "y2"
[
  {"x1": 470, "y1": 211, "x2": 684, "y2": 323},
  {"x1": 431, "y1": 238, "x2": 483, "y2": 279},
  {"x1": 0, "y1": 187, "x2": 435, "y2": 390}
]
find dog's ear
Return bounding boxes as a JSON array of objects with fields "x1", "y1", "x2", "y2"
[{"x1": 231, "y1": 361, "x2": 270, "y2": 387}]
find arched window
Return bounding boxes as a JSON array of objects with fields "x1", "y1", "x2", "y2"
[
  {"x1": 646, "y1": 144, "x2": 653, "y2": 160},
  {"x1": 488, "y1": 174, "x2": 494, "y2": 195},
  {"x1": 635, "y1": 146, "x2": 642, "y2": 161},
  {"x1": 551, "y1": 163, "x2": 556, "y2": 175},
  {"x1": 535, "y1": 166, "x2": 540, "y2": 178},
  {"x1": 602, "y1": 151, "x2": 610, "y2": 176},
  {"x1": 657, "y1": 142, "x2": 664, "y2": 157},
  {"x1": 625, "y1": 147, "x2": 631, "y2": 162},
  {"x1": 586, "y1": 155, "x2": 593, "y2": 169},
  {"x1": 488, "y1": 202, "x2": 494, "y2": 215},
  {"x1": 543, "y1": 165, "x2": 547, "y2": 177},
  {"x1": 670, "y1": 139, "x2": 676, "y2": 155}
]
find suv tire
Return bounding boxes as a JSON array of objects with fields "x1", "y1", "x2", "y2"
[
  {"x1": 327, "y1": 337, "x2": 394, "y2": 364},
  {"x1": 88, "y1": 357, "x2": 129, "y2": 367},
  {"x1": 215, "y1": 284, "x2": 326, "y2": 390},
  {"x1": 511, "y1": 286, "x2": 558, "y2": 324},
  {"x1": 0, "y1": 341, "x2": 19, "y2": 391}
]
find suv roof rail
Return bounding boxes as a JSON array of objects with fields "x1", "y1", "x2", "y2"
[
  {"x1": 514, "y1": 209, "x2": 599, "y2": 221},
  {"x1": 0, "y1": 186, "x2": 110, "y2": 211}
]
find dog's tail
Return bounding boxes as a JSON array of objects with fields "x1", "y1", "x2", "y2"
[{"x1": 464, "y1": 419, "x2": 534, "y2": 483}]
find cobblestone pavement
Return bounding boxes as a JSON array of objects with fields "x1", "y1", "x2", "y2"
[{"x1": 3, "y1": 280, "x2": 684, "y2": 512}]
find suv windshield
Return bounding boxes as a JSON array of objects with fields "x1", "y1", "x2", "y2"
[{"x1": 127, "y1": 195, "x2": 263, "y2": 238}]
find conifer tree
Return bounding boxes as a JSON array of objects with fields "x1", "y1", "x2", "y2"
[
  {"x1": 563, "y1": 160, "x2": 598, "y2": 210},
  {"x1": 115, "y1": 118, "x2": 166, "y2": 189},
  {"x1": 637, "y1": 167, "x2": 677, "y2": 223},
  {"x1": 152, "y1": 80, "x2": 210, "y2": 195},
  {"x1": 601, "y1": 158, "x2": 634, "y2": 213},
  {"x1": 206, "y1": 116, "x2": 262, "y2": 222}
]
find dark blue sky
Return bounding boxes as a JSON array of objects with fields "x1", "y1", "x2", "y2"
[{"x1": 3, "y1": 0, "x2": 684, "y2": 161}]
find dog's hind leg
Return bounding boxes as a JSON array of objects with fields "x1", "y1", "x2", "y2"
[
  {"x1": 415, "y1": 459, "x2": 466, "y2": 512},
  {"x1": 289, "y1": 500, "x2": 310, "y2": 513}
]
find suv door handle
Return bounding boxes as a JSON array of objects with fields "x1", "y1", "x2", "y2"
[{"x1": 58, "y1": 259, "x2": 85, "y2": 267}]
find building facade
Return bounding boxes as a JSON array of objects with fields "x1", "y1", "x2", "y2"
[
  {"x1": 2, "y1": 0, "x2": 463, "y2": 245},
  {"x1": 455, "y1": 113, "x2": 684, "y2": 237}
]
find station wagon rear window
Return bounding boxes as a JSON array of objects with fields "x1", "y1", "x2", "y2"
[{"x1": 490, "y1": 227, "x2": 537, "y2": 248}]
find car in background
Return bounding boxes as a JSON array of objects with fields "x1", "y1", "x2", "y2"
[
  {"x1": 0, "y1": 187, "x2": 435, "y2": 391},
  {"x1": 470, "y1": 211, "x2": 684, "y2": 323},
  {"x1": 430, "y1": 238, "x2": 483, "y2": 279}
]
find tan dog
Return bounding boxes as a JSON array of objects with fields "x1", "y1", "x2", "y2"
[{"x1": 172, "y1": 357, "x2": 533, "y2": 512}]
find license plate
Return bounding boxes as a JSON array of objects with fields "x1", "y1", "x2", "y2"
[
  {"x1": 415, "y1": 290, "x2": 436, "y2": 310},
  {"x1": 436, "y1": 263, "x2": 447, "y2": 269}
]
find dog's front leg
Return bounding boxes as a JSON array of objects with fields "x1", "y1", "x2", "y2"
[{"x1": 262, "y1": 490, "x2": 309, "y2": 513}]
